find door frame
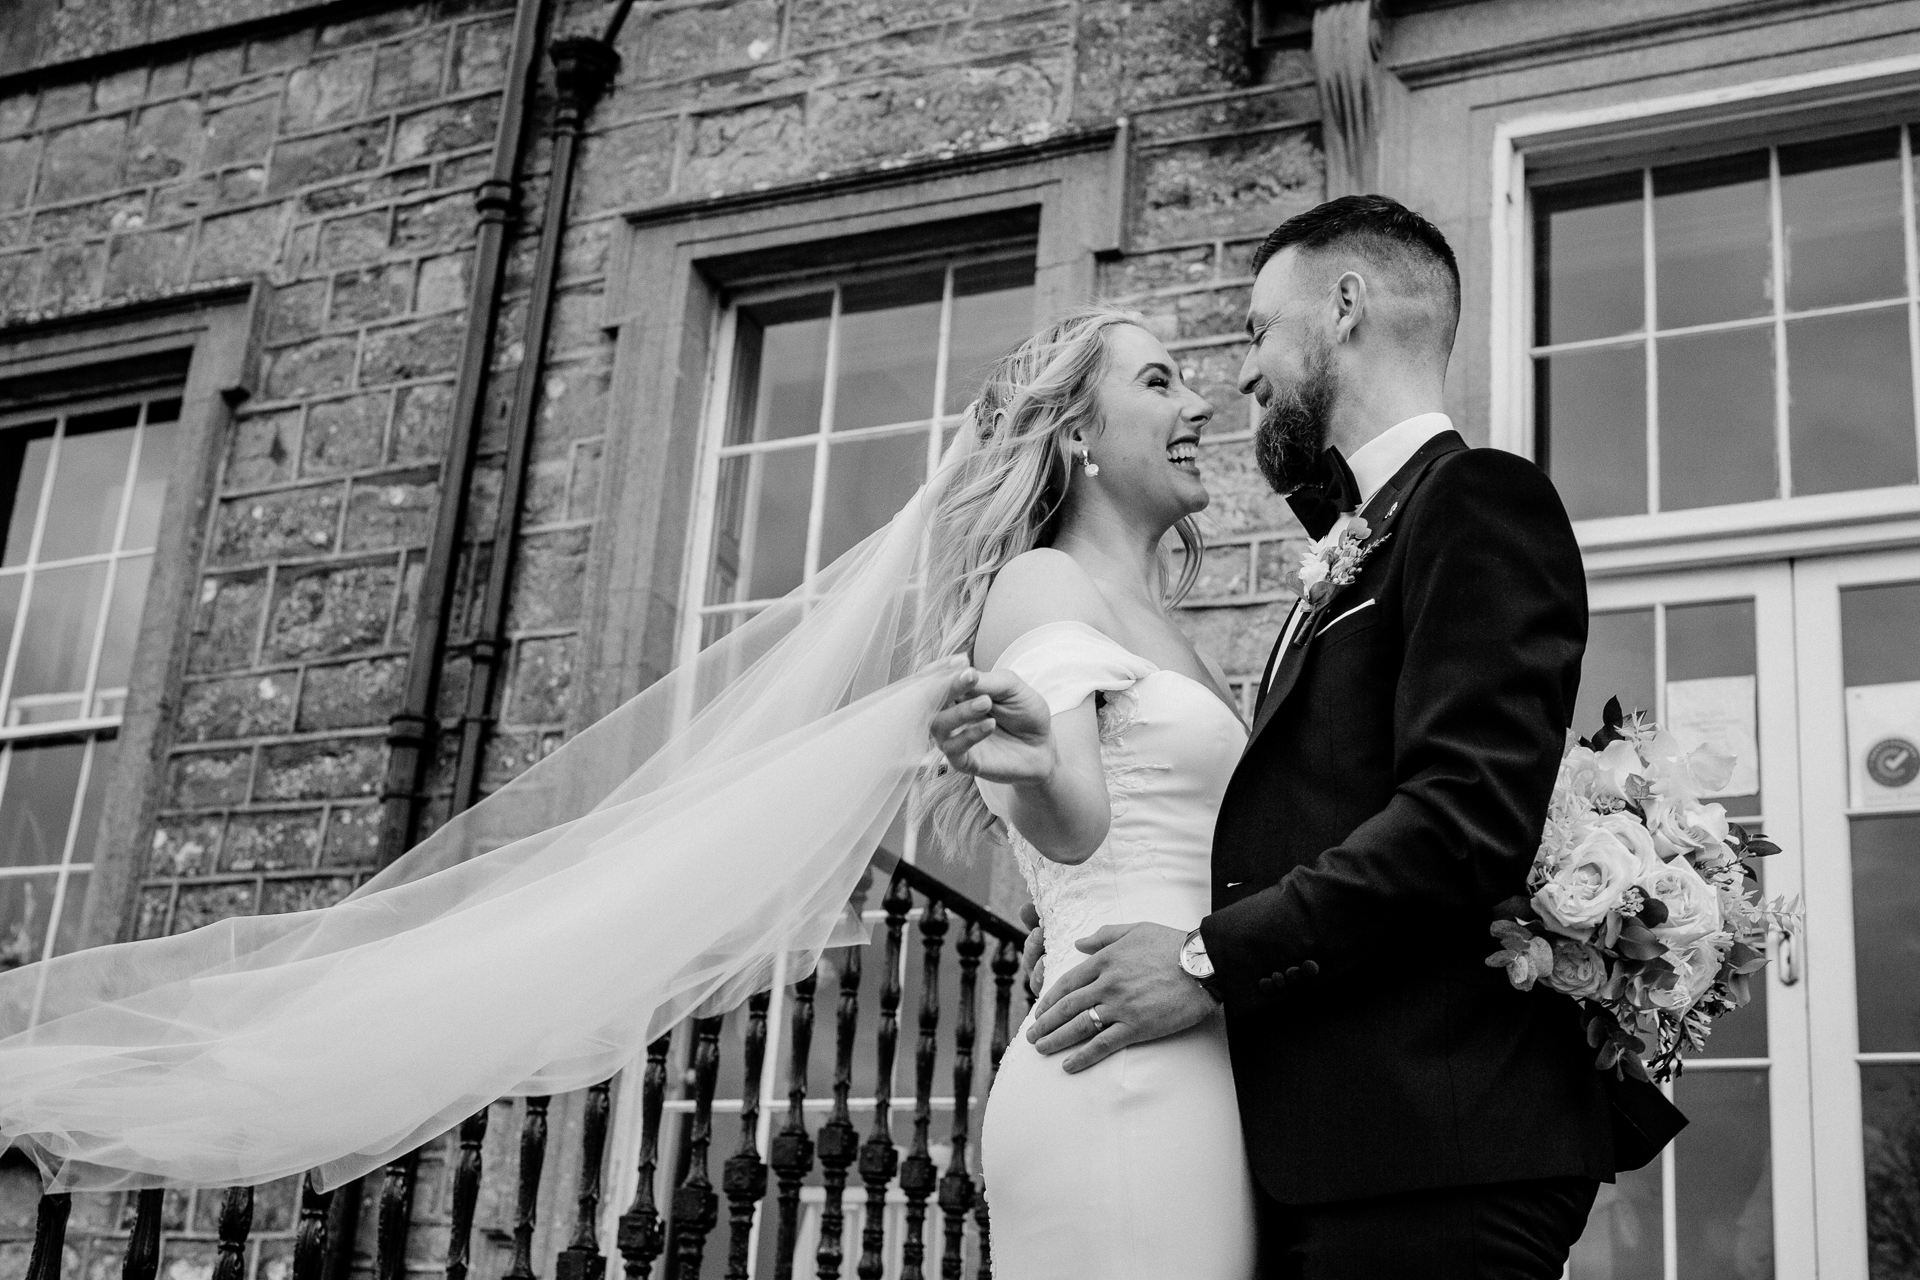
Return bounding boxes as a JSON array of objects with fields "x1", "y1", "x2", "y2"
[
  {"x1": 1587, "y1": 560, "x2": 1814, "y2": 1277},
  {"x1": 1791, "y1": 545, "x2": 1920, "y2": 1278}
]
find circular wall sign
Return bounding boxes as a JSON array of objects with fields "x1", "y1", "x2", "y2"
[{"x1": 1866, "y1": 737, "x2": 1920, "y2": 789}]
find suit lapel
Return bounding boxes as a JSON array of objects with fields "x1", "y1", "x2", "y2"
[{"x1": 1244, "y1": 431, "x2": 1468, "y2": 752}]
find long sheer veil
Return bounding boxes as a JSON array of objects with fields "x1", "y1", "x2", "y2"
[{"x1": 0, "y1": 425, "x2": 983, "y2": 1193}]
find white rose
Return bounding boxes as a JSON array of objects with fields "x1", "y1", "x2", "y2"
[
  {"x1": 1647, "y1": 797, "x2": 1730, "y2": 863},
  {"x1": 1297, "y1": 556, "x2": 1329, "y2": 592},
  {"x1": 1638, "y1": 854, "x2": 1723, "y2": 946},
  {"x1": 1591, "y1": 739, "x2": 1644, "y2": 803},
  {"x1": 1531, "y1": 814, "x2": 1656, "y2": 940}
]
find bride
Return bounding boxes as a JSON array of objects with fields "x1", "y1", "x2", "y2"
[
  {"x1": 0, "y1": 305, "x2": 1257, "y2": 1272},
  {"x1": 917, "y1": 308, "x2": 1256, "y2": 1277}
]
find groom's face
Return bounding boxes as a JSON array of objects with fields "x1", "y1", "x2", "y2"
[{"x1": 1240, "y1": 249, "x2": 1338, "y2": 494}]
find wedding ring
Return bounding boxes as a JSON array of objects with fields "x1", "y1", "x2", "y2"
[{"x1": 1087, "y1": 1007, "x2": 1105, "y2": 1032}]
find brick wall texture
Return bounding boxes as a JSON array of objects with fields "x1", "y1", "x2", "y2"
[{"x1": 0, "y1": 0, "x2": 1322, "y2": 1274}]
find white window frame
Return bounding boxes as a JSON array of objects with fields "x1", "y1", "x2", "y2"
[
  {"x1": 1490, "y1": 53, "x2": 1920, "y2": 578},
  {"x1": 676, "y1": 243, "x2": 1039, "y2": 665}
]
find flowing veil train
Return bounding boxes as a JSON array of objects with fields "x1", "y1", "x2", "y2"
[{"x1": 0, "y1": 424, "x2": 983, "y2": 1194}]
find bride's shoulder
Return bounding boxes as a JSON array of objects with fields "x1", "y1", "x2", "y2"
[{"x1": 974, "y1": 550, "x2": 1119, "y2": 669}]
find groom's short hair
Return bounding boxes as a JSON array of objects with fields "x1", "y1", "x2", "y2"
[{"x1": 1252, "y1": 196, "x2": 1460, "y2": 332}]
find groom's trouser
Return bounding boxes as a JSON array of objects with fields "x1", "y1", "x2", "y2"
[{"x1": 1254, "y1": 1175, "x2": 1599, "y2": 1280}]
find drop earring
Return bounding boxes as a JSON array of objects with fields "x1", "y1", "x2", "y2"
[{"x1": 1080, "y1": 446, "x2": 1099, "y2": 477}]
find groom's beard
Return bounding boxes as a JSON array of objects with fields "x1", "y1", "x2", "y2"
[{"x1": 1254, "y1": 349, "x2": 1337, "y2": 494}]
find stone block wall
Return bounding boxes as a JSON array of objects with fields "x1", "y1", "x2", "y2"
[{"x1": 0, "y1": 0, "x2": 1325, "y2": 1273}]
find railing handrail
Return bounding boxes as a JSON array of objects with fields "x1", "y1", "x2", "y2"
[{"x1": 883, "y1": 859, "x2": 1026, "y2": 946}]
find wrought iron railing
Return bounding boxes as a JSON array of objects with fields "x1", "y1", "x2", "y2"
[{"x1": 18, "y1": 859, "x2": 1028, "y2": 1280}]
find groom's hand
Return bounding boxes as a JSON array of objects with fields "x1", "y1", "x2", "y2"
[{"x1": 1026, "y1": 921, "x2": 1215, "y2": 1073}]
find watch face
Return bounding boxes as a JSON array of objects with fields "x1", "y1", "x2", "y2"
[{"x1": 1182, "y1": 935, "x2": 1214, "y2": 978}]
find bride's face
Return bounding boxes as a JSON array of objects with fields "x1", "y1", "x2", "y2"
[{"x1": 1079, "y1": 324, "x2": 1215, "y2": 525}]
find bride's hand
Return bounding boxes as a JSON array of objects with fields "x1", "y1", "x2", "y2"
[{"x1": 929, "y1": 667, "x2": 1057, "y2": 785}]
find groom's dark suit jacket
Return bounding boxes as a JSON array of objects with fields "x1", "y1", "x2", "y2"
[{"x1": 1199, "y1": 430, "x2": 1615, "y2": 1206}]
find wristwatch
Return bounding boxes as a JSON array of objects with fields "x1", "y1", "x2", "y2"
[{"x1": 1180, "y1": 927, "x2": 1224, "y2": 1002}]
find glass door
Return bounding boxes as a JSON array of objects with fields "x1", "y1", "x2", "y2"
[
  {"x1": 1793, "y1": 549, "x2": 1920, "y2": 1279},
  {"x1": 1570, "y1": 562, "x2": 1815, "y2": 1279}
]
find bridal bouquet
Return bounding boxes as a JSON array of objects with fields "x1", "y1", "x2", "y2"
[{"x1": 1486, "y1": 698, "x2": 1801, "y2": 1083}]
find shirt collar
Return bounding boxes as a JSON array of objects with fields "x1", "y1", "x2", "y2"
[{"x1": 1346, "y1": 412, "x2": 1454, "y2": 508}]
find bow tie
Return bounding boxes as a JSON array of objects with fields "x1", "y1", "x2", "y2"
[{"x1": 1285, "y1": 447, "x2": 1361, "y2": 540}]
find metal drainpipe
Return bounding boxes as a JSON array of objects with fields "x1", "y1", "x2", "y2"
[
  {"x1": 376, "y1": 0, "x2": 551, "y2": 867},
  {"x1": 448, "y1": 28, "x2": 622, "y2": 814}
]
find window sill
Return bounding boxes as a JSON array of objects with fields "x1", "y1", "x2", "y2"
[{"x1": 1576, "y1": 484, "x2": 1920, "y2": 576}]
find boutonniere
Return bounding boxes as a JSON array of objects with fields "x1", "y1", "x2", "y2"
[{"x1": 1294, "y1": 516, "x2": 1388, "y2": 644}]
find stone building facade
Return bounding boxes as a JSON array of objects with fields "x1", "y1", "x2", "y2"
[{"x1": 4, "y1": 0, "x2": 1920, "y2": 1277}]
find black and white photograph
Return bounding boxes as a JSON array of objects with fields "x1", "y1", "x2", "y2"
[{"x1": 0, "y1": 0, "x2": 1914, "y2": 1277}]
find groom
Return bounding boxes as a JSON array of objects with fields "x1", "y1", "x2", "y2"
[{"x1": 1024, "y1": 196, "x2": 1624, "y2": 1277}]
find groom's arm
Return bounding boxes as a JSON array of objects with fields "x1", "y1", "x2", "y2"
[{"x1": 1198, "y1": 450, "x2": 1586, "y2": 1008}]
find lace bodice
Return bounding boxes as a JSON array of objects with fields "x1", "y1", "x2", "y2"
[{"x1": 976, "y1": 622, "x2": 1248, "y2": 982}]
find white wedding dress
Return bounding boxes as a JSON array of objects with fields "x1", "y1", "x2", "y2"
[{"x1": 978, "y1": 621, "x2": 1258, "y2": 1280}]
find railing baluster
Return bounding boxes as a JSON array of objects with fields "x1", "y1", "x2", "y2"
[
  {"x1": 815, "y1": 873, "x2": 869, "y2": 1280},
  {"x1": 446, "y1": 1110, "x2": 488, "y2": 1280},
  {"x1": 289, "y1": 1175, "x2": 331, "y2": 1280},
  {"x1": 212, "y1": 1186, "x2": 254, "y2": 1280},
  {"x1": 669, "y1": 1016, "x2": 725, "y2": 1275},
  {"x1": 855, "y1": 875, "x2": 911, "y2": 1280},
  {"x1": 376, "y1": 1152, "x2": 417, "y2": 1280},
  {"x1": 769, "y1": 973, "x2": 816, "y2": 1280},
  {"x1": 617, "y1": 1036, "x2": 672, "y2": 1280},
  {"x1": 122, "y1": 1188, "x2": 163, "y2": 1280},
  {"x1": 556, "y1": 1081, "x2": 612, "y2": 1280},
  {"x1": 723, "y1": 992, "x2": 772, "y2": 1279},
  {"x1": 504, "y1": 1096, "x2": 552, "y2": 1280},
  {"x1": 899, "y1": 897, "x2": 946, "y2": 1280},
  {"x1": 975, "y1": 939, "x2": 1020, "y2": 1280},
  {"x1": 938, "y1": 922, "x2": 983, "y2": 1280},
  {"x1": 27, "y1": 1192, "x2": 70, "y2": 1280}
]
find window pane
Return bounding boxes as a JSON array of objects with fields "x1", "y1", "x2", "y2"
[
  {"x1": 11, "y1": 561, "x2": 109, "y2": 720},
  {"x1": 945, "y1": 259, "x2": 1037, "y2": 415},
  {"x1": 1568, "y1": 1160, "x2": 1662, "y2": 1279},
  {"x1": 51, "y1": 868, "x2": 89, "y2": 956},
  {"x1": 1780, "y1": 129, "x2": 1905, "y2": 311},
  {"x1": 735, "y1": 294, "x2": 832, "y2": 445},
  {"x1": 0, "y1": 424, "x2": 55, "y2": 567},
  {"x1": 1576, "y1": 607, "x2": 1655, "y2": 738},
  {"x1": 1538, "y1": 346, "x2": 1646, "y2": 521},
  {"x1": 1849, "y1": 814, "x2": 1920, "y2": 1053},
  {"x1": 1787, "y1": 305, "x2": 1916, "y2": 497},
  {"x1": 0, "y1": 738, "x2": 85, "y2": 870},
  {"x1": 41, "y1": 405, "x2": 137, "y2": 562},
  {"x1": 0, "y1": 872, "x2": 59, "y2": 970},
  {"x1": 1535, "y1": 174, "x2": 1644, "y2": 346},
  {"x1": 709, "y1": 447, "x2": 814, "y2": 603},
  {"x1": 69, "y1": 736, "x2": 115, "y2": 865},
  {"x1": 1862, "y1": 1063, "x2": 1920, "y2": 1280},
  {"x1": 1653, "y1": 153, "x2": 1773, "y2": 331},
  {"x1": 123, "y1": 414, "x2": 179, "y2": 551},
  {"x1": 1842, "y1": 581, "x2": 1920, "y2": 688},
  {"x1": 818, "y1": 430, "x2": 929, "y2": 566},
  {"x1": 833, "y1": 270, "x2": 944, "y2": 432},
  {"x1": 1674, "y1": 1070, "x2": 1774, "y2": 1279},
  {"x1": 1658, "y1": 326, "x2": 1777, "y2": 510},
  {"x1": 1666, "y1": 598, "x2": 1762, "y2": 815},
  {"x1": 94, "y1": 554, "x2": 151, "y2": 700}
]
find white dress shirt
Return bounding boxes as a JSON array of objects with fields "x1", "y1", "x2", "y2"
[{"x1": 1345, "y1": 411, "x2": 1456, "y2": 508}]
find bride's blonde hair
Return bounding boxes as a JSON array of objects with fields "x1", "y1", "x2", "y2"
[{"x1": 911, "y1": 304, "x2": 1205, "y2": 859}]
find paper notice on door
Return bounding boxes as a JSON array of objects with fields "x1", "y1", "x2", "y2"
[
  {"x1": 1846, "y1": 680, "x2": 1920, "y2": 810},
  {"x1": 1664, "y1": 676, "x2": 1759, "y2": 799}
]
